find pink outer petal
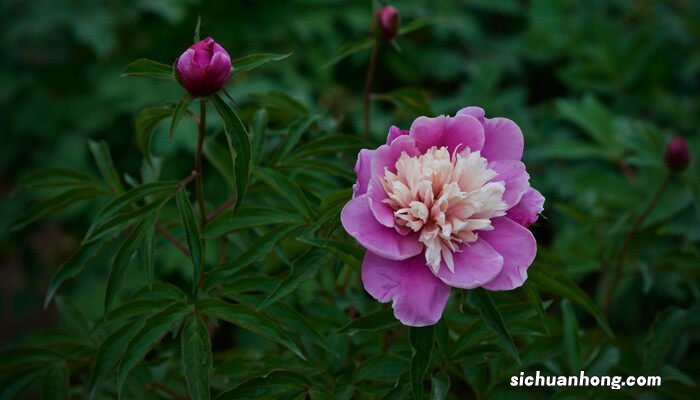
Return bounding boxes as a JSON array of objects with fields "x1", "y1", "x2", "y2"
[
  {"x1": 456, "y1": 106, "x2": 485, "y2": 123},
  {"x1": 488, "y1": 160, "x2": 530, "y2": 209},
  {"x1": 341, "y1": 194, "x2": 423, "y2": 261},
  {"x1": 506, "y1": 188, "x2": 545, "y2": 227},
  {"x1": 362, "y1": 252, "x2": 451, "y2": 327},
  {"x1": 370, "y1": 135, "x2": 420, "y2": 227},
  {"x1": 386, "y1": 125, "x2": 409, "y2": 144},
  {"x1": 409, "y1": 115, "x2": 485, "y2": 153},
  {"x1": 352, "y1": 149, "x2": 374, "y2": 197},
  {"x1": 481, "y1": 117, "x2": 524, "y2": 161},
  {"x1": 480, "y1": 217, "x2": 537, "y2": 291},
  {"x1": 434, "y1": 240, "x2": 504, "y2": 289}
]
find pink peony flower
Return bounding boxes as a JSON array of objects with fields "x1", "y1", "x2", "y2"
[
  {"x1": 176, "y1": 37, "x2": 231, "y2": 97},
  {"x1": 342, "y1": 107, "x2": 544, "y2": 326}
]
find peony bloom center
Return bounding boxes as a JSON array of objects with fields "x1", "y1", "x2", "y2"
[{"x1": 381, "y1": 146, "x2": 507, "y2": 273}]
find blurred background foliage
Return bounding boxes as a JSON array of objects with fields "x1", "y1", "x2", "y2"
[{"x1": 1, "y1": 0, "x2": 700, "y2": 399}]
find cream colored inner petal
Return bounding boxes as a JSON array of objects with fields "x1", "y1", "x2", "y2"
[{"x1": 382, "y1": 146, "x2": 507, "y2": 273}]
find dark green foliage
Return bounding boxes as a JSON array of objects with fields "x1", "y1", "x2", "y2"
[{"x1": 2, "y1": 1, "x2": 700, "y2": 399}]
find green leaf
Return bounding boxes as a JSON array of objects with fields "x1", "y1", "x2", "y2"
[
  {"x1": 352, "y1": 355, "x2": 407, "y2": 382},
  {"x1": 430, "y1": 372, "x2": 450, "y2": 400},
  {"x1": 176, "y1": 188, "x2": 203, "y2": 293},
  {"x1": 259, "y1": 249, "x2": 330, "y2": 309},
  {"x1": 211, "y1": 94, "x2": 252, "y2": 210},
  {"x1": 523, "y1": 281, "x2": 548, "y2": 333},
  {"x1": 561, "y1": 299, "x2": 581, "y2": 373},
  {"x1": 337, "y1": 309, "x2": 398, "y2": 335},
  {"x1": 182, "y1": 314, "x2": 212, "y2": 400},
  {"x1": 88, "y1": 139, "x2": 124, "y2": 194},
  {"x1": 123, "y1": 58, "x2": 174, "y2": 80},
  {"x1": 87, "y1": 181, "x2": 177, "y2": 233},
  {"x1": 272, "y1": 115, "x2": 320, "y2": 164},
  {"x1": 44, "y1": 238, "x2": 110, "y2": 308},
  {"x1": 469, "y1": 289, "x2": 521, "y2": 364},
  {"x1": 253, "y1": 167, "x2": 314, "y2": 220},
  {"x1": 197, "y1": 298, "x2": 305, "y2": 360},
  {"x1": 117, "y1": 302, "x2": 191, "y2": 394},
  {"x1": 18, "y1": 167, "x2": 103, "y2": 190},
  {"x1": 529, "y1": 263, "x2": 613, "y2": 337},
  {"x1": 203, "y1": 207, "x2": 303, "y2": 239},
  {"x1": 193, "y1": 16, "x2": 201, "y2": 42},
  {"x1": 136, "y1": 107, "x2": 173, "y2": 164},
  {"x1": 104, "y1": 209, "x2": 160, "y2": 311},
  {"x1": 250, "y1": 108, "x2": 268, "y2": 164},
  {"x1": 83, "y1": 195, "x2": 170, "y2": 244},
  {"x1": 409, "y1": 326, "x2": 434, "y2": 400},
  {"x1": 261, "y1": 302, "x2": 336, "y2": 355},
  {"x1": 299, "y1": 237, "x2": 363, "y2": 270},
  {"x1": 0, "y1": 367, "x2": 44, "y2": 400},
  {"x1": 209, "y1": 224, "x2": 301, "y2": 286},
  {"x1": 88, "y1": 320, "x2": 144, "y2": 398},
  {"x1": 398, "y1": 17, "x2": 432, "y2": 35},
  {"x1": 42, "y1": 363, "x2": 69, "y2": 400},
  {"x1": 323, "y1": 37, "x2": 375, "y2": 68},
  {"x1": 644, "y1": 307, "x2": 687, "y2": 373},
  {"x1": 140, "y1": 224, "x2": 156, "y2": 286},
  {"x1": 231, "y1": 53, "x2": 291, "y2": 74},
  {"x1": 10, "y1": 187, "x2": 108, "y2": 231},
  {"x1": 215, "y1": 370, "x2": 309, "y2": 400},
  {"x1": 289, "y1": 134, "x2": 364, "y2": 160},
  {"x1": 170, "y1": 94, "x2": 193, "y2": 142},
  {"x1": 203, "y1": 137, "x2": 235, "y2": 187},
  {"x1": 374, "y1": 87, "x2": 433, "y2": 118}
]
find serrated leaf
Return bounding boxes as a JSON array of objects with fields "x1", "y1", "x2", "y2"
[
  {"x1": 337, "y1": 310, "x2": 398, "y2": 334},
  {"x1": 44, "y1": 238, "x2": 110, "y2": 308},
  {"x1": 231, "y1": 53, "x2": 291, "y2": 74},
  {"x1": 410, "y1": 325, "x2": 434, "y2": 400},
  {"x1": 323, "y1": 37, "x2": 375, "y2": 68},
  {"x1": 259, "y1": 249, "x2": 329, "y2": 309},
  {"x1": 182, "y1": 314, "x2": 212, "y2": 400},
  {"x1": 104, "y1": 210, "x2": 161, "y2": 311},
  {"x1": 123, "y1": 58, "x2": 174, "y2": 79},
  {"x1": 469, "y1": 289, "x2": 521, "y2": 364},
  {"x1": 253, "y1": 167, "x2": 314, "y2": 220},
  {"x1": 88, "y1": 139, "x2": 124, "y2": 194},
  {"x1": 176, "y1": 188, "x2": 203, "y2": 293},
  {"x1": 136, "y1": 107, "x2": 173, "y2": 164},
  {"x1": 42, "y1": 362, "x2": 69, "y2": 400},
  {"x1": 88, "y1": 320, "x2": 144, "y2": 398},
  {"x1": 211, "y1": 94, "x2": 251, "y2": 210},
  {"x1": 561, "y1": 299, "x2": 581, "y2": 373},
  {"x1": 197, "y1": 298, "x2": 305, "y2": 360},
  {"x1": 117, "y1": 302, "x2": 190, "y2": 394},
  {"x1": 215, "y1": 370, "x2": 309, "y2": 400},
  {"x1": 529, "y1": 263, "x2": 613, "y2": 337},
  {"x1": 170, "y1": 94, "x2": 193, "y2": 142}
]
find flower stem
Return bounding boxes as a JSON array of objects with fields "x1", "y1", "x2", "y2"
[
  {"x1": 602, "y1": 172, "x2": 671, "y2": 315},
  {"x1": 363, "y1": 42, "x2": 379, "y2": 141},
  {"x1": 196, "y1": 98, "x2": 207, "y2": 227}
]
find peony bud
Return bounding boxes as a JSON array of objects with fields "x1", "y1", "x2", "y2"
[
  {"x1": 373, "y1": 6, "x2": 400, "y2": 41},
  {"x1": 176, "y1": 37, "x2": 231, "y2": 97},
  {"x1": 664, "y1": 136, "x2": 690, "y2": 172}
]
